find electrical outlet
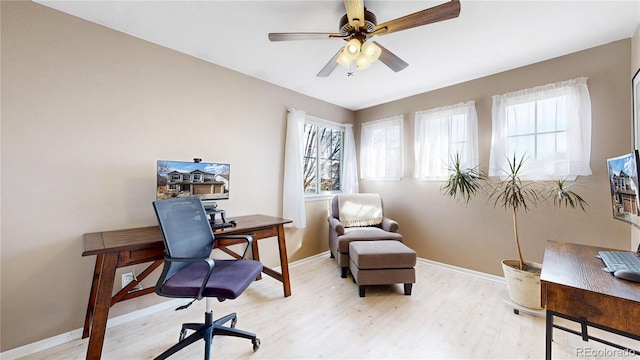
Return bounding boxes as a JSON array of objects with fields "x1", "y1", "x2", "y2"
[{"x1": 122, "y1": 272, "x2": 134, "y2": 289}]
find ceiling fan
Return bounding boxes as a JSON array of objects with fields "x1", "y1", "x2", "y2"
[{"x1": 268, "y1": 0, "x2": 461, "y2": 77}]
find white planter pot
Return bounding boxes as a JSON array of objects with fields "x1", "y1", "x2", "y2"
[{"x1": 501, "y1": 259, "x2": 544, "y2": 310}]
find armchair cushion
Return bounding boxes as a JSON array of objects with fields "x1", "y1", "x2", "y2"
[{"x1": 338, "y1": 227, "x2": 404, "y2": 253}]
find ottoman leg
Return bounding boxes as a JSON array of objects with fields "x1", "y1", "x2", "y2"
[
  {"x1": 404, "y1": 283, "x2": 413, "y2": 296},
  {"x1": 359, "y1": 285, "x2": 366, "y2": 297},
  {"x1": 341, "y1": 267, "x2": 348, "y2": 278}
]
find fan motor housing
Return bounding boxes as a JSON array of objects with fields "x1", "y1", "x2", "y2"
[{"x1": 339, "y1": 9, "x2": 377, "y2": 36}]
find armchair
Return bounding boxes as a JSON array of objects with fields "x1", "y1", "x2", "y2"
[
  {"x1": 328, "y1": 194, "x2": 404, "y2": 278},
  {"x1": 152, "y1": 197, "x2": 263, "y2": 360}
]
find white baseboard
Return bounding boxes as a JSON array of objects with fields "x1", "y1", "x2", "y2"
[
  {"x1": 1, "y1": 252, "x2": 502, "y2": 359},
  {"x1": 417, "y1": 257, "x2": 506, "y2": 284}
]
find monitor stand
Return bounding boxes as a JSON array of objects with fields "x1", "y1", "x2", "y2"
[{"x1": 205, "y1": 202, "x2": 234, "y2": 229}]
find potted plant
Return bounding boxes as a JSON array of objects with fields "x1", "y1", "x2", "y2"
[{"x1": 441, "y1": 153, "x2": 587, "y2": 309}]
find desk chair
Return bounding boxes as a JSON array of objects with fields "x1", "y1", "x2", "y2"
[{"x1": 152, "y1": 197, "x2": 263, "y2": 360}]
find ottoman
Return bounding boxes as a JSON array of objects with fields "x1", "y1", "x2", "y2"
[{"x1": 349, "y1": 240, "x2": 416, "y2": 297}]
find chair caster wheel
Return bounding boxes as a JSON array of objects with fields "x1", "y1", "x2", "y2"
[
  {"x1": 252, "y1": 338, "x2": 261, "y2": 351},
  {"x1": 179, "y1": 328, "x2": 187, "y2": 342},
  {"x1": 231, "y1": 318, "x2": 237, "y2": 328}
]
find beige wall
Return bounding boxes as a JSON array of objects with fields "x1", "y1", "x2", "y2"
[
  {"x1": 0, "y1": 1, "x2": 351, "y2": 351},
  {"x1": 2, "y1": 1, "x2": 638, "y2": 354},
  {"x1": 356, "y1": 39, "x2": 633, "y2": 276}
]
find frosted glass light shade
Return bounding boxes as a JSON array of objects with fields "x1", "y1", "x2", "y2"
[
  {"x1": 356, "y1": 55, "x2": 372, "y2": 70},
  {"x1": 360, "y1": 41, "x2": 381, "y2": 61},
  {"x1": 345, "y1": 38, "x2": 361, "y2": 59},
  {"x1": 337, "y1": 50, "x2": 352, "y2": 69},
  {"x1": 336, "y1": 38, "x2": 362, "y2": 69}
]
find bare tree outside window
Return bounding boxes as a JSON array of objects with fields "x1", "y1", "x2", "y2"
[{"x1": 303, "y1": 122, "x2": 343, "y2": 194}]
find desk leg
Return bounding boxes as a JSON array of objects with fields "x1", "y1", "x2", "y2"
[
  {"x1": 251, "y1": 236, "x2": 262, "y2": 280},
  {"x1": 276, "y1": 224, "x2": 291, "y2": 297},
  {"x1": 545, "y1": 311, "x2": 553, "y2": 360},
  {"x1": 83, "y1": 254, "x2": 104, "y2": 339},
  {"x1": 86, "y1": 252, "x2": 118, "y2": 360}
]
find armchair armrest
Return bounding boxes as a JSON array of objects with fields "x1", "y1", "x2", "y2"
[
  {"x1": 161, "y1": 257, "x2": 215, "y2": 300},
  {"x1": 381, "y1": 217, "x2": 399, "y2": 233},
  {"x1": 215, "y1": 234, "x2": 254, "y2": 259},
  {"x1": 328, "y1": 217, "x2": 345, "y2": 235}
]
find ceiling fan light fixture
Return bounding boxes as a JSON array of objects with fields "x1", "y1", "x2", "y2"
[
  {"x1": 336, "y1": 38, "x2": 361, "y2": 69},
  {"x1": 355, "y1": 55, "x2": 373, "y2": 71},
  {"x1": 337, "y1": 50, "x2": 353, "y2": 69},
  {"x1": 360, "y1": 41, "x2": 381, "y2": 61},
  {"x1": 345, "y1": 38, "x2": 361, "y2": 57}
]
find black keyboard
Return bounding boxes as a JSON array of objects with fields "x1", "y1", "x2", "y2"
[{"x1": 598, "y1": 251, "x2": 640, "y2": 273}]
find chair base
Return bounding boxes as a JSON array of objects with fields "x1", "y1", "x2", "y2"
[{"x1": 154, "y1": 309, "x2": 260, "y2": 360}]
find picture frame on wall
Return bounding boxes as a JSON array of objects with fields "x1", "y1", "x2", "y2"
[{"x1": 634, "y1": 68, "x2": 640, "y2": 149}]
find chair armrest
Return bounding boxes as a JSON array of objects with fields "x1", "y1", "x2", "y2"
[
  {"x1": 215, "y1": 234, "x2": 254, "y2": 259},
  {"x1": 381, "y1": 217, "x2": 399, "y2": 233},
  {"x1": 163, "y1": 256, "x2": 215, "y2": 300},
  {"x1": 328, "y1": 217, "x2": 345, "y2": 235}
]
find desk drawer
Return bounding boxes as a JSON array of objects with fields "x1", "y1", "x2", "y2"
[
  {"x1": 249, "y1": 227, "x2": 277, "y2": 240},
  {"x1": 119, "y1": 246, "x2": 165, "y2": 266}
]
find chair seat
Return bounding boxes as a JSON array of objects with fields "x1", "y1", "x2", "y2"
[
  {"x1": 337, "y1": 227, "x2": 404, "y2": 253},
  {"x1": 161, "y1": 260, "x2": 263, "y2": 299}
]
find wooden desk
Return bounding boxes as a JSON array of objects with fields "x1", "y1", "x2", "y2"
[
  {"x1": 81, "y1": 214, "x2": 292, "y2": 360},
  {"x1": 540, "y1": 240, "x2": 640, "y2": 359}
]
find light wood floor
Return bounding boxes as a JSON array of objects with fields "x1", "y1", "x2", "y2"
[{"x1": 19, "y1": 256, "x2": 639, "y2": 359}]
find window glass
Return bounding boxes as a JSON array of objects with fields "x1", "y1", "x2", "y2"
[
  {"x1": 303, "y1": 120, "x2": 343, "y2": 194},
  {"x1": 490, "y1": 77, "x2": 592, "y2": 180}
]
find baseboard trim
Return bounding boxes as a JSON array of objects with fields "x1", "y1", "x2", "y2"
[
  {"x1": 1, "y1": 252, "x2": 502, "y2": 358},
  {"x1": 417, "y1": 257, "x2": 506, "y2": 284}
]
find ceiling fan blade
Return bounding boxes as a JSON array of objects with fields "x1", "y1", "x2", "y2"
[
  {"x1": 268, "y1": 33, "x2": 346, "y2": 41},
  {"x1": 344, "y1": 0, "x2": 365, "y2": 30},
  {"x1": 373, "y1": 0, "x2": 460, "y2": 36},
  {"x1": 316, "y1": 49, "x2": 343, "y2": 77},
  {"x1": 374, "y1": 42, "x2": 408, "y2": 72}
]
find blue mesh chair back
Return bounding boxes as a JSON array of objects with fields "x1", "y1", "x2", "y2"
[{"x1": 153, "y1": 197, "x2": 214, "y2": 279}]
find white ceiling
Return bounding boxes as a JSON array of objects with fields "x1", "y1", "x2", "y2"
[{"x1": 36, "y1": 0, "x2": 640, "y2": 111}]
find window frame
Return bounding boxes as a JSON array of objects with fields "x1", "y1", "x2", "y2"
[{"x1": 302, "y1": 115, "x2": 346, "y2": 198}]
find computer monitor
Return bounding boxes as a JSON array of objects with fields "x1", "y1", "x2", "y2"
[
  {"x1": 156, "y1": 160, "x2": 230, "y2": 209},
  {"x1": 607, "y1": 151, "x2": 640, "y2": 229}
]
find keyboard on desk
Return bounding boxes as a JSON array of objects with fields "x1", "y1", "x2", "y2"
[{"x1": 598, "y1": 250, "x2": 640, "y2": 273}]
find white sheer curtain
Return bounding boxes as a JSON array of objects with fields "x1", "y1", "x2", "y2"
[
  {"x1": 360, "y1": 115, "x2": 404, "y2": 181},
  {"x1": 282, "y1": 108, "x2": 306, "y2": 228},
  {"x1": 490, "y1": 77, "x2": 592, "y2": 180},
  {"x1": 342, "y1": 124, "x2": 359, "y2": 193},
  {"x1": 414, "y1": 101, "x2": 478, "y2": 180}
]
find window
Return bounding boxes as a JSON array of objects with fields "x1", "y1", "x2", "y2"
[
  {"x1": 360, "y1": 115, "x2": 404, "y2": 181},
  {"x1": 303, "y1": 117, "x2": 344, "y2": 195},
  {"x1": 414, "y1": 101, "x2": 479, "y2": 180},
  {"x1": 490, "y1": 77, "x2": 592, "y2": 180}
]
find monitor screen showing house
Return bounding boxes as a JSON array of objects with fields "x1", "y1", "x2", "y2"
[
  {"x1": 157, "y1": 160, "x2": 230, "y2": 201},
  {"x1": 607, "y1": 151, "x2": 640, "y2": 229}
]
